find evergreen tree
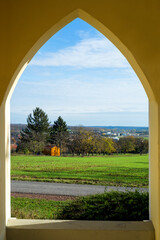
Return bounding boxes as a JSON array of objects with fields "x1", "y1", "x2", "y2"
[
  {"x1": 18, "y1": 107, "x2": 50, "y2": 154},
  {"x1": 50, "y1": 116, "x2": 68, "y2": 154}
]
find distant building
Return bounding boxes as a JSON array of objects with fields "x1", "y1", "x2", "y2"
[
  {"x1": 107, "y1": 132, "x2": 111, "y2": 135},
  {"x1": 11, "y1": 144, "x2": 17, "y2": 152},
  {"x1": 51, "y1": 146, "x2": 60, "y2": 156},
  {"x1": 43, "y1": 145, "x2": 60, "y2": 156},
  {"x1": 112, "y1": 137, "x2": 119, "y2": 141}
]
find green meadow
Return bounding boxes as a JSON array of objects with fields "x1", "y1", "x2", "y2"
[{"x1": 11, "y1": 154, "x2": 149, "y2": 187}]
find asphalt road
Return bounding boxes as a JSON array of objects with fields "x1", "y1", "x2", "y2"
[{"x1": 11, "y1": 180, "x2": 148, "y2": 196}]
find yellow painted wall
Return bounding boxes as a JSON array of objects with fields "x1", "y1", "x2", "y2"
[
  {"x1": 0, "y1": 1, "x2": 160, "y2": 240},
  {"x1": 6, "y1": 219, "x2": 155, "y2": 240}
]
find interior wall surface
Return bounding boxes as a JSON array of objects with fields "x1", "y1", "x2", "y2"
[{"x1": 1, "y1": 0, "x2": 160, "y2": 240}]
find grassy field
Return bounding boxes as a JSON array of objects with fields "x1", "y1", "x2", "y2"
[
  {"x1": 11, "y1": 154, "x2": 149, "y2": 187},
  {"x1": 11, "y1": 196, "x2": 68, "y2": 219}
]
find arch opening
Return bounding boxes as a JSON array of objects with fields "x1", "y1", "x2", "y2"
[{"x1": 10, "y1": 16, "x2": 149, "y2": 221}]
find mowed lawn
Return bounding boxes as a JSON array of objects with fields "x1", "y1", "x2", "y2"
[{"x1": 11, "y1": 154, "x2": 149, "y2": 187}]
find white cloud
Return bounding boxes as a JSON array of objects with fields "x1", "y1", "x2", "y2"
[
  {"x1": 11, "y1": 75, "x2": 148, "y2": 116},
  {"x1": 30, "y1": 37, "x2": 129, "y2": 68}
]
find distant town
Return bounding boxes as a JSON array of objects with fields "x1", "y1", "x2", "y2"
[
  {"x1": 11, "y1": 124, "x2": 149, "y2": 144},
  {"x1": 68, "y1": 126, "x2": 149, "y2": 140}
]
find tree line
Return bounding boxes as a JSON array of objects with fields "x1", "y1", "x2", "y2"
[
  {"x1": 65, "y1": 128, "x2": 148, "y2": 156},
  {"x1": 17, "y1": 107, "x2": 148, "y2": 155}
]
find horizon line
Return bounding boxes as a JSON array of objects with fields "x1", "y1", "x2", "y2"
[{"x1": 10, "y1": 123, "x2": 149, "y2": 128}]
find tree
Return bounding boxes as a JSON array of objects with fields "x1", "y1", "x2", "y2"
[
  {"x1": 66, "y1": 127, "x2": 116, "y2": 156},
  {"x1": 101, "y1": 138, "x2": 116, "y2": 155},
  {"x1": 118, "y1": 136, "x2": 135, "y2": 154},
  {"x1": 18, "y1": 107, "x2": 50, "y2": 154},
  {"x1": 134, "y1": 138, "x2": 148, "y2": 154},
  {"x1": 67, "y1": 127, "x2": 96, "y2": 156},
  {"x1": 49, "y1": 116, "x2": 68, "y2": 154}
]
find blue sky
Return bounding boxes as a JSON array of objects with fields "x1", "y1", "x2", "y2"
[{"x1": 10, "y1": 18, "x2": 148, "y2": 126}]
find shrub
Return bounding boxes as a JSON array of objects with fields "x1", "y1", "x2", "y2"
[{"x1": 57, "y1": 191, "x2": 149, "y2": 221}]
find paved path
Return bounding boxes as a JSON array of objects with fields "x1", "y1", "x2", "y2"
[{"x1": 11, "y1": 180, "x2": 148, "y2": 196}]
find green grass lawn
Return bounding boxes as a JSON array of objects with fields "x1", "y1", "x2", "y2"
[
  {"x1": 11, "y1": 196, "x2": 68, "y2": 219},
  {"x1": 11, "y1": 154, "x2": 149, "y2": 187}
]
